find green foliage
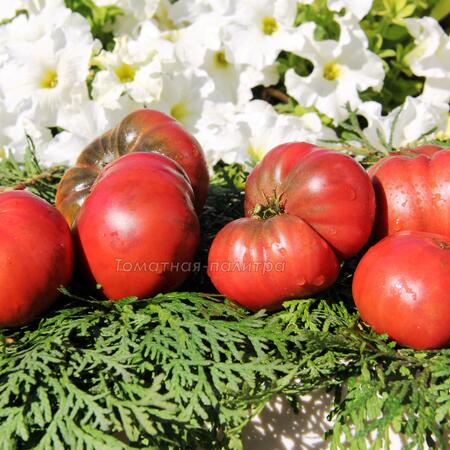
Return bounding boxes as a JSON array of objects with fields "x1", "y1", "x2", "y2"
[
  {"x1": 0, "y1": 291, "x2": 296, "y2": 449},
  {"x1": 65, "y1": 0, "x2": 123, "y2": 50},
  {"x1": 295, "y1": 0, "x2": 341, "y2": 40},
  {"x1": 356, "y1": 0, "x2": 436, "y2": 112},
  {"x1": 432, "y1": 0, "x2": 450, "y2": 21},
  {"x1": 0, "y1": 150, "x2": 449, "y2": 449},
  {"x1": 0, "y1": 139, "x2": 65, "y2": 204}
]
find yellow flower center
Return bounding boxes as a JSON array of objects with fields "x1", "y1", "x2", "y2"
[
  {"x1": 261, "y1": 17, "x2": 278, "y2": 36},
  {"x1": 247, "y1": 144, "x2": 265, "y2": 162},
  {"x1": 323, "y1": 62, "x2": 341, "y2": 81},
  {"x1": 170, "y1": 103, "x2": 189, "y2": 122},
  {"x1": 40, "y1": 69, "x2": 58, "y2": 89},
  {"x1": 163, "y1": 30, "x2": 180, "y2": 43},
  {"x1": 115, "y1": 63, "x2": 136, "y2": 83},
  {"x1": 214, "y1": 50, "x2": 228, "y2": 68}
]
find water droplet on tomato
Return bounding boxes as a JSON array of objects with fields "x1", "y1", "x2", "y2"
[
  {"x1": 393, "y1": 218, "x2": 402, "y2": 232},
  {"x1": 348, "y1": 188, "x2": 356, "y2": 200},
  {"x1": 297, "y1": 278, "x2": 306, "y2": 287},
  {"x1": 329, "y1": 228, "x2": 337, "y2": 236},
  {"x1": 313, "y1": 275, "x2": 325, "y2": 286}
]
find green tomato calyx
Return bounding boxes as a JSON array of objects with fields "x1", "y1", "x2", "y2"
[{"x1": 250, "y1": 190, "x2": 286, "y2": 220}]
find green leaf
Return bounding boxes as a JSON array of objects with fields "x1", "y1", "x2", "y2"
[{"x1": 431, "y1": 0, "x2": 450, "y2": 20}]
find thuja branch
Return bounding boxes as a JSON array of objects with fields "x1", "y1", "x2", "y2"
[
  {"x1": 0, "y1": 166, "x2": 65, "y2": 191},
  {"x1": 0, "y1": 145, "x2": 66, "y2": 203}
]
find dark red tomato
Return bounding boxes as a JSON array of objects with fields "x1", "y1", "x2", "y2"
[
  {"x1": 74, "y1": 152, "x2": 200, "y2": 300},
  {"x1": 0, "y1": 191, "x2": 73, "y2": 327},
  {"x1": 56, "y1": 109, "x2": 209, "y2": 226},
  {"x1": 208, "y1": 213, "x2": 340, "y2": 311},
  {"x1": 353, "y1": 231, "x2": 450, "y2": 349},
  {"x1": 368, "y1": 146, "x2": 450, "y2": 240},
  {"x1": 245, "y1": 143, "x2": 375, "y2": 260}
]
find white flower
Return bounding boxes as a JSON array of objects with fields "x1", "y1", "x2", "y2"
[
  {"x1": 238, "y1": 100, "x2": 336, "y2": 162},
  {"x1": 149, "y1": 69, "x2": 214, "y2": 132},
  {"x1": 327, "y1": 0, "x2": 373, "y2": 20},
  {"x1": 92, "y1": 35, "x2": 162, "y2": 108},
  {"x1": 188, "y1": 17, "x2": 279, "y2": 104},
  {"x1": 168, "y1": 0, "x2": 232, "y2": 25},
  {"x1": 0, "y1": 3, "x2": 94, "y2": 125},
  {"x1": 1, "y1": 0, "x2": 81, "y2": 45},
  {"x1": 0, "y1": 0, "x2": 54, "y2": 21},
  {"x1": 285, "y1": 18, "x2": 384, "y2": 124},
  {"x1": 202, "y1": 48, "x2": 279, "y2": 104},
  {"x1": 161, "y1": 14, "x2": 222, "y2": 68},
  {"x1": 0, "y1": 100, "x2": 52, "y2": 161},
  {"x1": 0, "y1": 1, "x2": 25, "y2": 21},
  {"x1": 0, "y1": 1, "x2": 76, "y2": 66},
  {"x1": 186, "y1": 99, "x2": 337, "y2": 170},
  {"x1": 92, "y1": 0, "x2": 160, "y2": 34},
  {"x1": 405, "y1": 17, "x2": 450, "y2": 104},
  {"x1": 42, "y1": 97, "x2": 139, "y2": 166},
  {"x1": 194, "y1": 101, "x2": 248, "y2": 168},
  {"x1": 134, "y1": 20, "x2": 175, "y2": 63},
  {"x1": 223, "y1": 0, "x2": 298, "y2": 69},
  {"x1": 358, "y1": 97, "x2": 449, "y2": 152}
]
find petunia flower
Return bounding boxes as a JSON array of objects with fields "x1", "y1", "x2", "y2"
[
  {"x1": 92, "y1": 35, "x2": 163, "y2": 108},
  {"x1": 0, "y1": 2, "x2": 94, "y2": 125},
  {"x1": 358, "y1": 96, "x2": 448, "y2": 152},
  {"x1": 223, "y1": 0, "x2": 298, "y2": 70},
  {"x1": 405, "y1": 17, "x2": 450, "y2": 104},
  {"x1": 238, "y1": 100, "x2": 337, "y2": 163},
  {"x1": 42, "y1": 97, "x2": 139, "y2": 166},
  {"x1": 149, "y1": 69, "x2": 214, "y2": 132},
  {"x1": 0, "y1": 99, "x2": 52, "y2": 161},
  {"x1": 285, "y1": 16, "x2": 384, "y2": 124},
  {"x1": 92, "y1": 0, "x2": 160, "y2": 35},
  {"x1": 194, "y1": 101, "x2": 249, "y2": 168}
]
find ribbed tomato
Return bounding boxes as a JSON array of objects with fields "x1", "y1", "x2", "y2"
[
  {"x1": 74, "y1": 152, "x2": 200, "y2": 300},
  {"x1": 245, "y1": 143, "x2": 376, "y2": 260},
  {"x1": 0, "y1": 191, "x2": 73, "y2": 327},
  {"x1": 208, "y1": 142, "x2": 375, "y2": 311},
  {"x1": 56, "y1": 109, "x2": 209, "y2": 226},
  {"x1": 208, "y1": 213, "x2": 339, "y2": 311},
  {"x1": 368, "y1": 145, "x2": 450, "y2": 240},
  {"x1": 353, "y1": 231, "x2": 450, "y2": 349}
]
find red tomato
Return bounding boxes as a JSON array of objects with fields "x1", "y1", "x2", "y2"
[
  {"x1": 0, "y1": 191, "x2": 73, "y2": 327},
  {"x1": 111, "y1": 109, "x2": 209, "y2": 211},
  {"x1": 245, "y1": 143, "x2": 376, "y2": 260},
  {"x1": 368, "y1": 146, "x2": 450, "y2": 240},
  {"x1": 399, "y1": 144, "x2": 443, "y2": 157},
  {"x1": 352, "y1": 231, "x2": 450, "y2": 349},
  {"x1": 208, "y1": 214, "x2": 340, "y2": 311},
  {"x1": 56, "y1": 109, "x2": 209, "y2": 226},
  {"x1": 74, "y1": 152, "x2": 200, "y2": 300}
]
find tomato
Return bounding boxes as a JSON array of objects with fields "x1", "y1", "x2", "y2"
[
  {"x1": 0, "y1": 191, "x2": 73, "y2": 327},
  {"x1": 74, "y1": 152, "x2": 200, "y2": 300},
  {"x1": 245, "y1": 143, "x2": 376, "y2": 260},
  {"x1": 56, "y1": 109, "x2": 209, "y2": 226},
  {"x1": 208, "y1": 213, "x2": 340, "y2": 311},
  {"x1": 368, "y1": 146, "x2": 450, "y2": 240},
  {"x1": 399, "y1": 144, "x2": 444, "y2": 157},
  {"x1": 208, "y1": 142, "x2": 375, "y2": 310},
  {"x1": 352, "y1": 231, "x2": 450, "y2": 350}
]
